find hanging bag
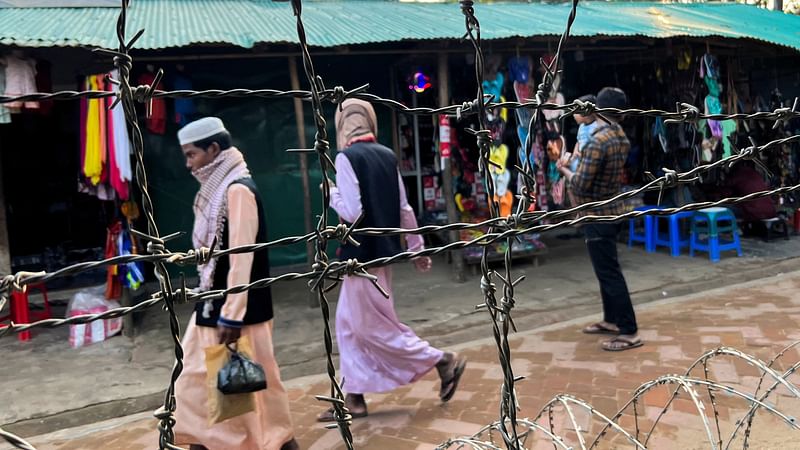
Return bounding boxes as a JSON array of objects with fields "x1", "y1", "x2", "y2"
[{"x1": 217, "y1": 342, "x2": 267, "y2": 395}]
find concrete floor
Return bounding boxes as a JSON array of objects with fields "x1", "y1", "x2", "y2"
[{"x1": 2, "y1": 230, "x2": 799, "y2": 437}]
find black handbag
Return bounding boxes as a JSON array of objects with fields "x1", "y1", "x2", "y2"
[{"x1": 217, "y1": 343, "x2": 268, "y2": 395}]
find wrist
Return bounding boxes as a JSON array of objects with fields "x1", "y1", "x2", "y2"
[{"x1": 217, "y1": 317, "x2": 244, "y2": 329}]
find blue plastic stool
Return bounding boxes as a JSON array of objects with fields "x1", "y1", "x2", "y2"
[
  {"x1": 628, "y1": 206, "x2": 660, "y2": 252},
  {"x1": 654, "y1": 211, "x2": 694, "y2": 257},
  {"x1": 689, "y1": 207, "x2": 743, "y2": 263}
]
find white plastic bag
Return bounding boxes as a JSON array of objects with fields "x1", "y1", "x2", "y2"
[{"x1": 67, "y1": 285, "x2": 123, "y2": 348}]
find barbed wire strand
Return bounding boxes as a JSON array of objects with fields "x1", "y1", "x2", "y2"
[
  {"x1": 93, "y1": 1, "x2": 185, "y2": 448},
  {"x1": 460, "y1": 1, "x2": 522, "y2": 447},
  {"x1": 288, "y1": 0, "x2": 355, "y2": 446},
  {"x1": 4, "y1": 90, "x2": 797, "y2": 126},
  {"x1": 0, "y1": 0, "x2": 799, "y2": 448}
]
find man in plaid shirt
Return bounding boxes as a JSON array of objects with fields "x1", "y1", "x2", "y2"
[{"x1": 558, "y1": 87, "x2": 641, "y2": 352}]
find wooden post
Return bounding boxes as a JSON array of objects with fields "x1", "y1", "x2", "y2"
[
  {"x1": 121, "y1": 287, "x2": 134, "y2": 338},
  {"x1": 288, "y1": 56, "x2": 318, "y2": 307},
  {"x1": 0, "y1": 153, "x2": 10, "y2": 276},
  {"x1": 438, "y1": 53, "x2": 466, "y2": 282}
]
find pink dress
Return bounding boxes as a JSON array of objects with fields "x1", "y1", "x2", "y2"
[{"x1": 329, "y1": 153, "x2": 443, "y2": 394}]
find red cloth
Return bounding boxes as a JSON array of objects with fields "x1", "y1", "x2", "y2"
[
  {"x1": 138, "y1": 72, "x2": 166, "y2": 135},
  {"x1": 105, "y1": 221, "x2": 123, "y2": 300},
  {"x1": 79, "y1": 78, "x2": 88, "y2": 179}
]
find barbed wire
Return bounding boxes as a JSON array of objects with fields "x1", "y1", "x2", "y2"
[
  {"x1": 288, "y1": 0, "x2": 355, "y2": 445},
  {"x1": 1, "y1": 0, "x2": 799, "y2": 449},
  {"x1": 3, "y1": 89, "x2": 797, "y2": 126}
]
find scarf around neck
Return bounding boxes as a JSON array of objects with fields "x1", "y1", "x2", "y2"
[{"x1": 191, "y1": 146, "x2": 250, "y2": 294}]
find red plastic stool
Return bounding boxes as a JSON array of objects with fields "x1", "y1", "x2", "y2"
[{"x1": 0, "y1": 283, "x2": 52, "y2": 341}]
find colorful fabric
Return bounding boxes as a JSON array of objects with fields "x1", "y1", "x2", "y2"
[
  {"x1": 110, "y1": 69, "x2": 132, "y2": 185},
  {"x1": 138, "y1": 71, "x2": 166, "y2": 134},
  {"x1": 83, "y1": 75, "x2": 104, "y2": 185},
  {"x1": 191, "y1": 147, "x2": 251, "y2": 292},
  {"x1": 569, "y1": 122, "x2": 630, "y2": 217},
  {"x1": 173, "y1": 72, "x2": 196, "y2": 126}
]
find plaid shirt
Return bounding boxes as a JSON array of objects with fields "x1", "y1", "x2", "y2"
[{"x1": 569, "y1": 122, "x2": 630, "y2": 217}]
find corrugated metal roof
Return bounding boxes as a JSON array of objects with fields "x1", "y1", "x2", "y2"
[{"x1": 0, "y1": 1, "x2": 799, "y2": 50}]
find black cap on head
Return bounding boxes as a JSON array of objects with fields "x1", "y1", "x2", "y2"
[
  {"x1": 596, "y1": 87, "x2": 627, "y2": 109},
  {"x1": 577, "y1": 94, "x2": 596, "y2": 104}
]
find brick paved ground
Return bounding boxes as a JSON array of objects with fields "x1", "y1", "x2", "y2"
[{"x1": 14, "y1": 272, "x2": 800, "y2": 450}]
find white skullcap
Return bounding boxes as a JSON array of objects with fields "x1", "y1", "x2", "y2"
[{"x1": 177, "y1": 117, "x2": 227, "y2": 145}]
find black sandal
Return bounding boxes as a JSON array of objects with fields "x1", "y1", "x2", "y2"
[
  {"x1": 439, "y1": 356, "x2": 467, "y2": 402},
  {"x1": 602, "y1": 336, "x2": 643, "y2": 352}
]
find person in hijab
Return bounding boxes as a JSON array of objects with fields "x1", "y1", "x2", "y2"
[
  {"x1": 172, "y1": 117, "x2": 298, "y2": 450},
  {"x1": 317, "y1": 99, "x2": 467, "y2": 422}
]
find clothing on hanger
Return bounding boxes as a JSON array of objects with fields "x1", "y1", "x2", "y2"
[
  {"x1": 1, "y1": 53, "x2": 39, "y2": 111},
  {"x1": 0, "y1": 66, "x2": 10, "y2": 124},
  {"x1": 138, "y1": 70, "x2": 166, "y2": 134},
  {"x1": 173, "y1": 69, "x2": 196, "y2": 126}
]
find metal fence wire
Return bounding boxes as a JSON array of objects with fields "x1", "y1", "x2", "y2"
[{"x1": 1, "y1": 0, "x2": 800, "y2": 449}]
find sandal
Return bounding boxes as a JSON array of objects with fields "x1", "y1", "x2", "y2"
[
  {"x1": 440, "y1": 355, "x2": 467, "y2": 402},
  {"x1": 602, "y1": 336, "x2": 643, "y2": 352},
  {"x1": 582, "y1": 322, "x2": 620, "y2": 335},
  {"x1": 316, "y1": 406, "x2": 368, "y2": 423}
]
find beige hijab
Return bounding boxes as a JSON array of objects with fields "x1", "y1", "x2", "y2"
[{"x1": 335, "y1": 99, "x2": 377, "y2": 150}]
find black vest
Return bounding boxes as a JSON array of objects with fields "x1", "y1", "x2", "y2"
[
  {"x1": 195, "y1": 178, "x2": 274, "y2": 327},
  {"x1": 338, "y1": 142, "x2": 403, "y2": 262}
]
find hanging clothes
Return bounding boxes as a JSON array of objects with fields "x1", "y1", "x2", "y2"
[
  {"x1": 0, "y1": 65, "x2": 10, "y2": 124},
  {"x1": 138, "y1": 71, "x2": 166, "y2": 134},
  {"x1": 105, "y1": 221, "x2": 123, "y2": 300},
  {"x1": 173, "y1": 71, "x2": 196, "y2": 126},
  {"x1": 105, "y1": 72, "x2": 129, "y2": 200},
  {"x1": 84, "y1": 75, "x2": 105, "y2": 185},
  {"x1": 0, "y1": 53, "x2": 38, "y2": 112},
  {"x1": 110, "y1": 69, "x2": 133, "y2": 185}
]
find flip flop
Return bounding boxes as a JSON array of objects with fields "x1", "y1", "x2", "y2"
[
  {"x1": 602, "y1": 336, "x2": 643, "y2": 352},
  {"x1": 316, "y1": 406, "x2": 368, "y2": 423},
  {"x1": 582, "y1": 322, "x2": 620, "y2": 335},
  {"x1": 440, "y1": 356, "x2": 467, "y2": 402}
]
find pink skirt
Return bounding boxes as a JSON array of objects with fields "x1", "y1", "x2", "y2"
[
  {"x1": 336, "y1": 267, "x2": 444, "y2": 393},
  {"x1": 174, "y1": 315, "x2": 294, "y2": 449}
]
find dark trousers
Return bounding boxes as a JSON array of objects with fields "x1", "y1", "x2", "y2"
[{"x1": 583, "y1": 223, "x2": 638, "y2": 335}]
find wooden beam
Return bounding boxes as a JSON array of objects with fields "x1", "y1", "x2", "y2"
[{"x1": 288, "y1": 56, "x2": 317, "y2": 307}]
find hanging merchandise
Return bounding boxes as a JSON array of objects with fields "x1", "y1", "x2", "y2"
[
  {"x1": 0, "y1": 63, "x2": 10, "y2": 124},
  {"x1": 83, "y1": 75, "x2": 106, "y2": 185},
  {"x1": 118, "y1": 228, "x2": 144, "y2": 290},
  {"x1": 138, "y1": 65, "x2": 167, "y2": 135},
  {"x1": 482, "y1": 71, "x2": 504, "y2": 103},
  {"x1": 0, "y1": 50, "x2": 39, "y2": 113},
  {"x1": 439, "y1": 115, "x2": 451, "y2": 172},
  {"x1": 173, "y1": 64, "x2": 196, "y2": 126},
  {"x1": 106, "y1": 70, "x2": 129, "y2": 200},
  {"x1": 78, "y1": 71, "x2": 132, "y2": 200},
  {"x1": 105, "y1": 221, "x2": 123, "y2": 300}
]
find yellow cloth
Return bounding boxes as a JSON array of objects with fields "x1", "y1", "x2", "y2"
[
  {"x1": 489, "y1": 144, "x2": 508, "y2": 175},
  {"x1": 84, "y1": 76, "x2": 103, "y2": 185}
]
